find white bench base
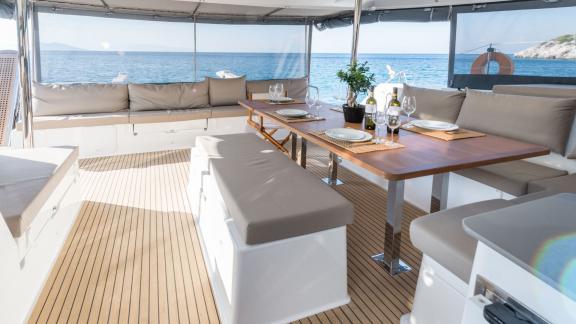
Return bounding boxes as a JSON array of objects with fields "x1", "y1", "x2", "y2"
[
  {"x1": 0, "y1": 162, "x2": 82, "y2": 324},
  {"x1": 403, "y1": 255, "x2": 468, "y2": 324},
  {"x1": 189, "y1": 146, "x2": 349, "y2": 324}
]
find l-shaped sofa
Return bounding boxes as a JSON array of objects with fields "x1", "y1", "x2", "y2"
[{"x1": 13, "y1": 76, "x2": 307, "y2": 157}]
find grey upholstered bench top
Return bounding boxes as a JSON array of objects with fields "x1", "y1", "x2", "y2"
[
  {"x1": 0, "y1": 146, "x2": 78, "y2": 237},
  {"x1": 196, "y1": 134, "x2": 354, "y2": 245}
]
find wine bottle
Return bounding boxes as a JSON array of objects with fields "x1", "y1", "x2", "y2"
[
  {"x1": 364, "y1": 87, "x2": 376, "y2": 130},
  {"x1": 387, "y1": 87, "x2": 401, "y2": 134}
]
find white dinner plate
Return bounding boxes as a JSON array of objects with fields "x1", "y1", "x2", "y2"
[
  {"x1": 411, "y1": 120, "x2": 459, "y2": 131},
  {"x1": 275, "y1": 109, "x2": 308, "y2": 118},
  {"x1": 325, "y1": 128, "x2": 373, "y2": 142},
  {"x1": 273, "y1": 96, "x2": 294, "y2": 103}
]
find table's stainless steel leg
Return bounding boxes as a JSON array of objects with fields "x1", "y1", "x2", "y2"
[
  {"x1": 291, "y1": 132, "x2": 298, "y2": 161},
  {"x1": 322, "y1": 152, "x2": 343, "y2": 185},
  {"x1": 431, "y1": 173, "x2": 450, "y2": 213},
  {"x1": 300, "y1": 138, "x2": 307, "y2": 169},
  {"x1": 372, "y1": 180, "x2": 412, "y2": 275}
]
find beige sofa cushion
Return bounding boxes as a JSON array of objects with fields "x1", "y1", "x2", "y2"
[
  {"x1": 456, "y1": 89, "x2": 576, "y2": 154},
  {"x1": 527, "y1": 173, "x2": 576, "y2": 194},
  {"x1": 196, "y1": 134, "x2": 354, "y2": 244},
  {"x1": 129, "y1": 108, "x2": 211, "y2": 124},
  {"x1": 246, "y1": 77, "x2": 308, "y2": 99},
  {"x1": 129, "y1": 81, "x2": 209, "y2": 111},
  {"x1": 208, "y1": 77, "x2": 247, "y2": 106},
  {"x1": 493, "y1": 84, "x2": 576, "y2": 99},
  {"x1": 410, "y1": 199, "x2": 515, "y2": 282},
  {"x1": 0, "y1": 146, "x2": 78, "y2": 237},
  {"x1": 33, "y1": 83, "x2": 128, "y2": 116},
  {"x1": 455, "y1": 160, "x2": 567, "y2": 196},
  {"x1": 210, "y1": 105, "x2": 248, "y2": 118},
  {"x1": 17, "y1": 111, "x2": 130, "y2": 130},
  {"x1": 403, "y1": 84, "x2": 465, "y2": 123},
  {"x1": 492, "y1": 84, "x2": 576, "y2": 159}
]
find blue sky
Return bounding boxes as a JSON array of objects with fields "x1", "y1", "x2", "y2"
[
  {"x1": 1, "y1": 6, "x2": 574, "y2": 54},
  {"x1": 0, "y1": 14, "x2": 449, "y2": 54}
]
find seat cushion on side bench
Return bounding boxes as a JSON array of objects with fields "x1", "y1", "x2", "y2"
[
  {"x1": 410, "y1": 199, "x2": 516, "y2": 282},
  {"x1": 456, "y1": 89, "x2": 576, "y2": 154},
  {"x1": 196, "y1": 134, "x2": 354, "y2": 245},
  {"x1": 211, "y1": 105, "x2": 248, "y2": 118},
  {"x1": 208, "y1": 77, "x2": 247, "y2": 106},
  {"x1": 0, "y1": 146, "x2": 79, "y2": 237},
  {"x1": 129, "y1": 81, "x2": 209, "y2": 111},
  {"x1": 16, "y1": 111, "x2": 130, "y2": 130},
  {"x1": 33, "y1": 83, "x2": 129, "y2": 116},
  {"x1": 527, "y1": 174, "x2": 576, "y2": 194},
  {"x1": 455, "y1": 160, "x2": 567, "y2": 196},
  {"x1": 403, "y1": 84, "x2": 465, "y2": 123},
  {"x1": 129, "y1": 108, "x2": 211, "y2": 124}
]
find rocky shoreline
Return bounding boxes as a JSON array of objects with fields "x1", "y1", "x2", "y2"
[{"x1": 515, "y1": 34, "x2": 576, "y2": 60}]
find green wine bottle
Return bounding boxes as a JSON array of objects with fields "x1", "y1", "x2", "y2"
[
  {"x1": 387, "y1": 87, "x2": 401, "y2": 134},
  {"x1": 364, "y1": 87, "x2": 377, "y2": 130}
]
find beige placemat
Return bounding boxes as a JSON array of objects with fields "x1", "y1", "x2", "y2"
[
  {"x1": 269, "y1": 112, "x2": 325, "y2": 123},
  {"x1": 401, "y1": 125, "x2": 486, "y2": 141},
  {"x1": 257, "y1": 99, "x2": 306, "y2": 105},
  {"x1": 312, "y1": 132, "x2": 404, "y2": 154}
]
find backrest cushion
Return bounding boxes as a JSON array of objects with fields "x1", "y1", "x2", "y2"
[
  {"x1": 33, "y1": 83, "x2": 128, "y2": 116},
  {"x1": 246, "y1": 77, "x2": 309, "y2": 99},
  {"x1": 456, "y1": 89, "x2": 576, "y2": 154},
  {"x1": 493, "y1": 84, "x2": 576, "y2": 159},
  {"x1": 129, "y1": 81, "x2": 209, "y2": 111},
  {"x1": 402, "y1": 84, "x2": 465, "y2": 123},
  {"x1": 208, "y1": 76, "x2": 247, "y2": 107}
]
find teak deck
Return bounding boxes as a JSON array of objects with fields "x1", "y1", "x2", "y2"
[
  {"x1": 29, "y1": 146, "x2": 426, "y2": 324},
  {"x1": 240, "y1": 99, "x2": 550, "y2": 180}
]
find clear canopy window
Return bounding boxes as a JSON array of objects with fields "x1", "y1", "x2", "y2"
[
  {"x1": 0, "y1": 18, "x2": 16, "y2": 51},
  {"x1": 38, "y1": 13, "x2": 196, "y2": 83},
  {"x1": 195, "y1": 23, "x2": 307, "y2": 80},
  {"x1": 454, "y1": 7, "x2": 576, "y2": 77}
]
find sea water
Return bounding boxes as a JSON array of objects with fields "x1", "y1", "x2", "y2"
[{"x1": 40, "y1": 51, "x2": 575, "y2": 102}]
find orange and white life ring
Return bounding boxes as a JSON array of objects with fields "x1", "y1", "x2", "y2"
[{"x1": 470, "y1": 51, "x2": 515, "y2": 75}]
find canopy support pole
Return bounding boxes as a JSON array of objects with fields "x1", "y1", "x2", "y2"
[
  {"x1": 15, "y1": 0, "x2": 34, "y2": 148},
  {"x1": 350, "y1": 0, "x2": 362, "y2": 64},
  {"x1": 305, "y1": 21, "x2": 313, "y2": 80}
]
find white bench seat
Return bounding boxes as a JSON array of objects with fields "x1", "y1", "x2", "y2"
[
  {"x1": 0, "y1": 146, "x2": 79, "y2": 237},
  {"x1": 190, "y1": 133, "x2": 353, "y2": 324}
]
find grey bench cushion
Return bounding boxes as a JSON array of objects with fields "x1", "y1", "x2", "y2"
[
  {"x1": 402, "y1": 84, "x2": 465, "y2": 123},
  {"x1": 17, "y1": 111, "x2": 130, "y2": 130},
  {"x1": 456, "y1": 89, "x2": 576, "y2": 154},
  {"x1": 410, "y1": 199, "x2": 515, "y2": 282},
  {"x1": 455, "y1": 160, "x2": 568, "y2": 196},
  {"x1": 527, "y1": 173, "x2": 576, "y2": 194},
  {"x1": 208, "y1": 77, "x2": 247, "y2": 106},
  {"x1": 33, "y1": 83, "x2": 129, "y2": 116},
  {"x1": 0, "y1": 146, "x2": 78, "y2": 237},
  {"x1": 129, "y1": 108, "x2": 211, "y2": 124},
  {"x1": 211, "y1": 105, "x2": 248, "y2": 118},
  {"x1": 197, "y1": 133, "x2": 354, "y2": 245},
  {"x1": 129, "y1": 81, "x2": 209, "y2": 111}
]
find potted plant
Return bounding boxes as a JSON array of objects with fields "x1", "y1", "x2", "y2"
[{"x1": 336, "y1": 61, "x2": 376, "y2": 123}]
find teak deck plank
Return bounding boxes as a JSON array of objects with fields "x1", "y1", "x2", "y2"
[{"x1": 29, "y1": 146, "x2": 428, "y2": 324}]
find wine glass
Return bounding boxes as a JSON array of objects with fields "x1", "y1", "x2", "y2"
[
  {"x1": 306, "y1": 86, "x2": 319, "y2": 117},
  {"x1": 268, "y1": 85, "x2": 277, "y2": 102},
  {"x1": 402, "y1": 96, "x2": 417, "y2": 128},
  {"x1": 374, "y1": 109, "x2": 388, "y2": 144},
  {"x1": 275, "y1": 83, "x2": 285, "y2": 99},
  {"x1": 386, "y1": 106, "x2": 402, "y2": 145}
]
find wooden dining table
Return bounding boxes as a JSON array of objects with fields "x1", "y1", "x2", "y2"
[{"x1": 239, "y1": 99, "x2": 550, "y2": 275}]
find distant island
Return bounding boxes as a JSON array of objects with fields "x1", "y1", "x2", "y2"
[{"x1": 515, "y1": 34, "x2": 576, "y2": 60}]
